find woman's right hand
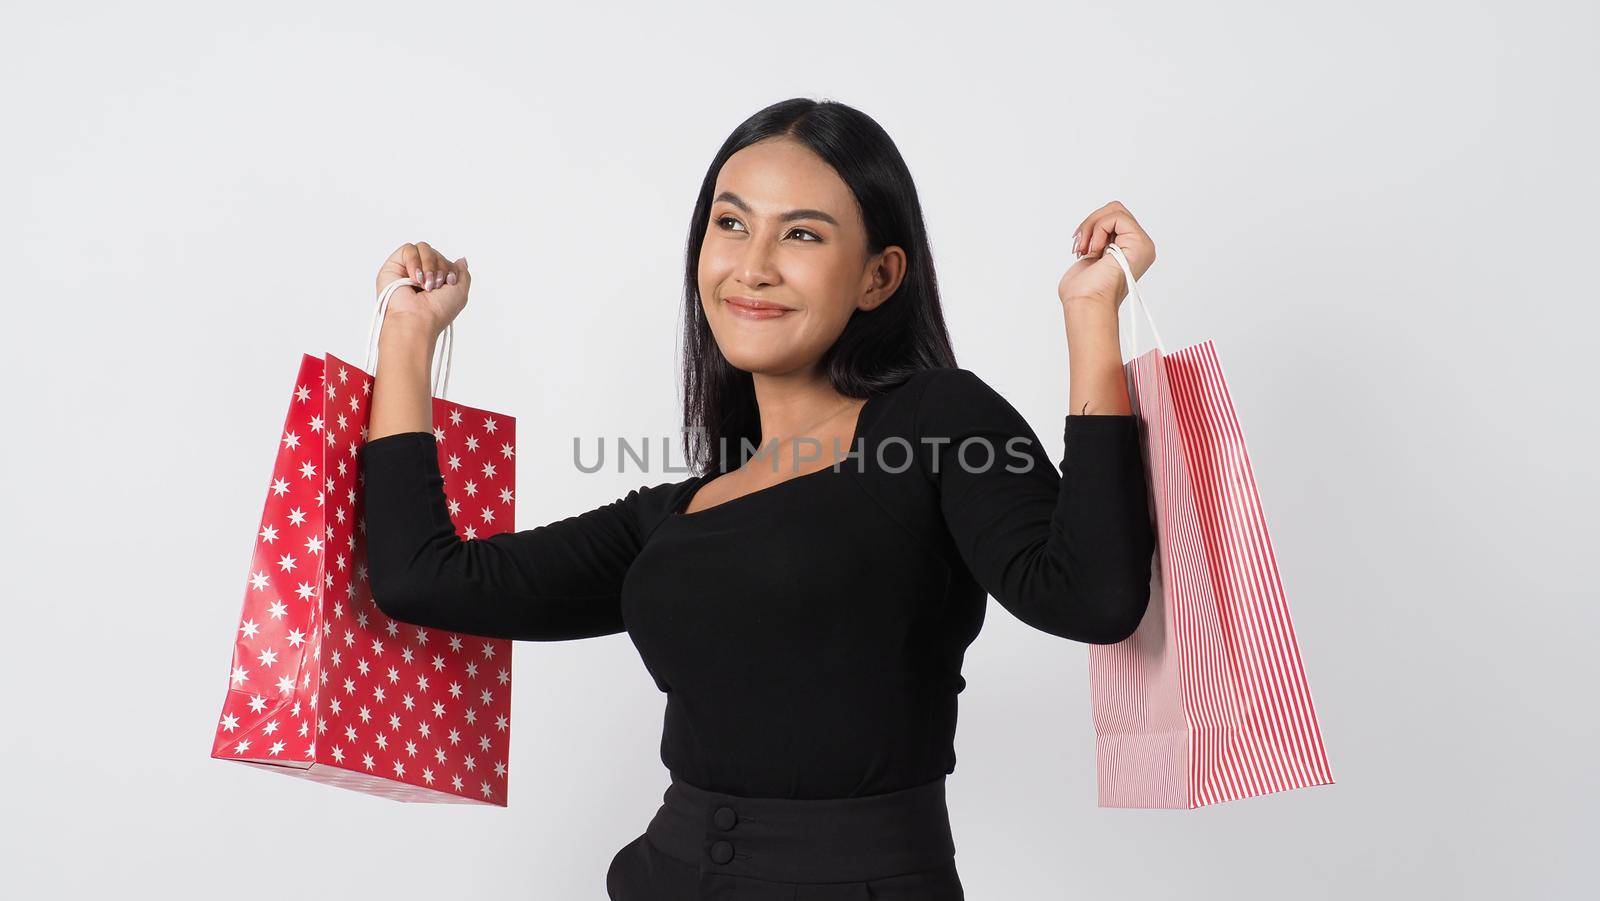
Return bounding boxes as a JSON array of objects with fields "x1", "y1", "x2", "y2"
[{"x1": 375, "y1": 241, "x2": 471, "y2": 336}]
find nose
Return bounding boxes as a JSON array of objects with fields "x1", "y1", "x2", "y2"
[{"x1": 737, "y1": 237, "x2": 779, "y2": 289}]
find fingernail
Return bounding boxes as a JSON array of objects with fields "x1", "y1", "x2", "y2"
[
  {"x1": 446, "y1": 272, "x2": 457, "y2": 285},
  {"x1": 1072, "y1": 231, "x2": 1080, "y2": 252}
]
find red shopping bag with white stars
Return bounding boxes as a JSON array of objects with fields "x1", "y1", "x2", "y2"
[{"x1": 211, "y1": 285, "x2": 516, "y2": 805}]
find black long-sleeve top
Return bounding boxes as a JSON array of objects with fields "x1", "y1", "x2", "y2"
[{"x1": 357, "y1": 366, "x2": 1154, "y2": 800}]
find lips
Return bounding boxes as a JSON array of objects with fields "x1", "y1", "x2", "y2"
[{"x1": 723, "y1": 295, "x2": 794, "y2": 319}]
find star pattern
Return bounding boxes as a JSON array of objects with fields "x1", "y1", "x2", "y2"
[{"x1": 213, "y1": 353, "x2": 515, "y2": 806}]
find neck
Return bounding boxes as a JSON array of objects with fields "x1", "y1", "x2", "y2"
[{"x1": 748, "y1": 370, "x2": 859, "y2": 465}]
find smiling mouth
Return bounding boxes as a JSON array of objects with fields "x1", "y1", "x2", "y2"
[{"x1": 723, "y1": 296, "x2": 795, "y2": 319}]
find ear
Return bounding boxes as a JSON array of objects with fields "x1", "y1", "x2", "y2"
[{"x1": 857, "y1": 245, "x2": 907, "y2": 311}]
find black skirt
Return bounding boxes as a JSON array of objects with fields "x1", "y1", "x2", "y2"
[{"x1": 607, "y1": 773, "x2": 965, "y2": 899}]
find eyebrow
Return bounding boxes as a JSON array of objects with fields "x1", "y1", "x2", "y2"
[{"x1": 713, "y1": 191, "x2": 840, "y2": 227}]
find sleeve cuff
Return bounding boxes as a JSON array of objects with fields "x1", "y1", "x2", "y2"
[
  {"x1": 360, "y1": 430, "x2": 437, "y2": 458},
  {"x1": 1062, "y1": 412, "x2": 1141, "y2": 451}
]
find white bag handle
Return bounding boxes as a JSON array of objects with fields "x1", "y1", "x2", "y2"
[
  {"x1": 1105, "y1": 243, "x2": 1166, "y2": 363},
  {"x1": 363, "y1": 277, "x2": 454, "y2": 399}
]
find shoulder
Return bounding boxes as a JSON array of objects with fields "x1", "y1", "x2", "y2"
[
  {"x1": 912, "y1": 366, "x2": 1000, "y2": 405},
  {"x1": 855, "y1": 368, "x2": 1044, "y2": 477},
  {"x1": 619, "y1": 473, "x2": 699, "y2": 520},
  {"x1": 864, "y1": 366, "x2": 1002, "y2": 429},
  {"x1": 904, "y1": 367, "x2": 1032, "y2": 439}
]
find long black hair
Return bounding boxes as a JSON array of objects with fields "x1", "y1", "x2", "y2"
[{"x1": 680, "y1": 97, "x2": 957, "y2": 476}]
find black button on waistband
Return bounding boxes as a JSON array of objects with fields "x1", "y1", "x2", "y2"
[
  {"x1": 709, "y1": 840, "x2": 734, "y2": 864},
  {"x1": 713, "y1": 806, "x2": 738, "y2": 830}
]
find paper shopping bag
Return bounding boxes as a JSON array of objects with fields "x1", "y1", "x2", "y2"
[
  {"x1": 1087, "y1": 245, "x2": 1334, "y2": 809},
  {"x1": 211, "y1": 293, "x2": 516, "y2": 805}
]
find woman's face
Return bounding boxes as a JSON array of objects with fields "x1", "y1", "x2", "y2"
[{"x1": 697, "y1": 137, "x2": 904, "y2": 377}]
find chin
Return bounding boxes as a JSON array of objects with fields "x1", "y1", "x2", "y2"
[
  {"x1": 717, "y1": 346, "x2": 785, "y2": 374},
  {"x1": 713, "y1": 337, "x2": 811, "y2": 375}
]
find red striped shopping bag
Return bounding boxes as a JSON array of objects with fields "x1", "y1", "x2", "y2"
[{"x1": 1088, "y1": 244, "x2": 1334, "y2": 808}]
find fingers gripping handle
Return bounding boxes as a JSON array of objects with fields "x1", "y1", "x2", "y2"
[
  {"x1": 364, "y1": 277, "x2": 454, "y2": 400},
  {"x1": 1105, "y1": 243, "x2": 1165, "y2": 363}
]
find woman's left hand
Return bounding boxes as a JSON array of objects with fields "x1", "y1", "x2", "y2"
[{"x1": 1057, "y1": 200, "x2": 1156, "y2": 306}]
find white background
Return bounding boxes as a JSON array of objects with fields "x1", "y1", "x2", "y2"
[{"x1": 4, "y1": 1, "x2": 1595, "y2": 898}]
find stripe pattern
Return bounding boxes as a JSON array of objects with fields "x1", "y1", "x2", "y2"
[{"x1": 1089, "y1": 340, "x2": 1334, "y2": 808}]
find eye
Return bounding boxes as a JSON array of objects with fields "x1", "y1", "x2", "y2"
[{"x1": 713, "y1": 215, "x2": 821, "y2": 243}]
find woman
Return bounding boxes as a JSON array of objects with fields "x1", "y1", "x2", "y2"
[{"x1": 358, "y1": 97, "x2": 1156, "y2": 899}]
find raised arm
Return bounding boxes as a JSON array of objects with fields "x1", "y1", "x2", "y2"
[
  {"x1": 918, "y1": 367, "x2": 1154, "y2": 644},
  {"x1": 359, "y1": 430, "x2": 675, "y2": 641},
  {"x1": 359, "y1": 241, "x2": 674, "y2": 641}
]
